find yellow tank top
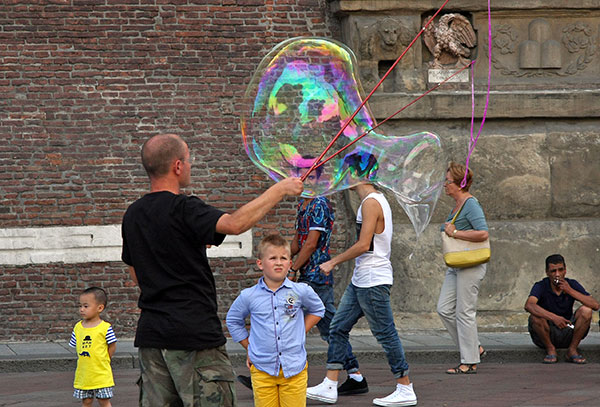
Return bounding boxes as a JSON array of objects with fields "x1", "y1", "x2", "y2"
[{"x1": 73, "y1": 320, "x2": 115, "y2": 390}]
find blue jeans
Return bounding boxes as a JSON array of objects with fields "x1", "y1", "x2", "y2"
[
  {"x1": 300, "y1": 280, "x2": 358, "y2": 373},
  {"x1": 327, "y1": 283, "x2": 409, "y2": 378}
]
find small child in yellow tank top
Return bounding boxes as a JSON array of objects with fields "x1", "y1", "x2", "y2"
[{"x1": 69, "y1": 287, "x2": 117, "y2": 407}]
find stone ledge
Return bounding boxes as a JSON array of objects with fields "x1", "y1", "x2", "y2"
[
  {"x1": 369, "y1": 90, "x2": 600, "y2": 119},
  {"x1": 333, "y1": 0, "x2": 599, "y2": 13}
]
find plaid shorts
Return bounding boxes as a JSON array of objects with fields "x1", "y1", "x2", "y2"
[{"x1": 73, "y1": 387, "x2": 113, "y2": 400}]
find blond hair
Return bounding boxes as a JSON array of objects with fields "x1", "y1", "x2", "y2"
[{"x1": 257, "y1": 234, "x2": 291, "y2": 259}]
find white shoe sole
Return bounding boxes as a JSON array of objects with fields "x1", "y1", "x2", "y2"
[
  {"x1": 372, "y1": 398, "x2": 417, "y2": 407},
  {"x1": 306, "y1": 392, "x2": 337, "y2": 404}
]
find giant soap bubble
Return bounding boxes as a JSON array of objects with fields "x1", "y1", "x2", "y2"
[{"x1": 241, "y1": 37, "x2": 445, "y2": 236}]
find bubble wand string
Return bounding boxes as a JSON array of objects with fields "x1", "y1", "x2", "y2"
[
  {"x1": 461, "y1": 0, "x2": 492, "y2": 188},
  {"x1": 311, "y1": 61, "x2": 475, "y2": 172},
  {"x1": 300, "y1": 0, "x2": 452, "y2": 182}
]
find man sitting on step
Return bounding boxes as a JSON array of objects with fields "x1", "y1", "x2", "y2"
[{"x1": 524, "y1": 254, "x2": 599, "y2": 364}]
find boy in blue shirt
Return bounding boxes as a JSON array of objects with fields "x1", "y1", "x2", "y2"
[{"x1": 226, "y1": 234, "x2": 324, "y2": 407}]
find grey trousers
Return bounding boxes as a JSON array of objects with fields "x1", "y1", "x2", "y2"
[{"x1": 437, "y1": 263, "x2": 487, "y2": 364}]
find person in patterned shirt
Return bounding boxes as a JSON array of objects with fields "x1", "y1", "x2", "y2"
[
  {"x1": 288, "y1": 157, "x2": 334, "y2": 334},
  {"x1": 290, "y1": 157, "x2": 364, "y2": 395}
]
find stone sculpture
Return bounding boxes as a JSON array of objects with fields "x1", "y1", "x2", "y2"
[
  {"x1": 355, "y1": 17, "x2": 412, "y2": 60},
  {"x1": 423, "y1": 13, "x2": 477, "y2": 68}
]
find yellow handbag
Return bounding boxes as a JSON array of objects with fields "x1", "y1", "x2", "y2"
[{"x1": 442, "y1": 198, "x2": 490, "y2": 268}]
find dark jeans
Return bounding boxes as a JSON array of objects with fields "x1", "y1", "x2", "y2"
[
  {"x1": 300, "y1": 280, "x2": 358, "y2": 373},
  {"x1": 327, "y1": 283, "x2": 409, "y2": 378}
]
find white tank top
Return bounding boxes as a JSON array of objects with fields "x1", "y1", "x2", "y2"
[{"x1": 352, "y1": 192, "x2": 394, "y2": 288}]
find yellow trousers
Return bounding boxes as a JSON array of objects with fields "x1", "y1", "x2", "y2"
[{"x1": 250, "y1": 363, "x2": 308, "y2": 407}]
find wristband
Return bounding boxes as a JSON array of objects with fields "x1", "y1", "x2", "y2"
[
  {"x1": 452, "y1": 229, "x2": 458, "y2": 237},
  {"x1": 288, "y1": 269, "x2": 297, "y2": 277}
]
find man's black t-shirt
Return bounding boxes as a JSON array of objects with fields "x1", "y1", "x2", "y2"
[{"x1": 122, "y1": 191, "x2": 226, "y2": 350}]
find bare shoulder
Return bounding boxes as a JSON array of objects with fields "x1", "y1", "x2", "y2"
[{"x1": 362, "y1": 195, "x2": 383, "y2": 214}]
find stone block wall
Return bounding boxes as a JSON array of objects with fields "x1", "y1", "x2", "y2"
[{"x1": 333, "y1": 0, "x2": 600, "y2": 330}]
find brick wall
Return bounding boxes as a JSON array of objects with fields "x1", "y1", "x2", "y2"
[{"x1": 0, "y1": 0, "x2": 351, "y2": 341}]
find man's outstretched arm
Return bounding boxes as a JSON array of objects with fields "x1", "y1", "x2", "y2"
[{"x1": 216, "y1": 178, "x2": 303, "y2": 235}]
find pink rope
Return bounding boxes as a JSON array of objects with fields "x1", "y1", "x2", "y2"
[
  {"x1": 461, "y1": 0, "x2": 492, "y2": 188},
  {"x1": 313, "y1": 61, "x2": 475, "y2": 171},
  {"x1": 300, "y1": 0, "x2": 451, "y2": 182}
]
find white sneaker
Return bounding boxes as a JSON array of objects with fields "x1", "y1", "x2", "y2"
[
  {"x1": 307, "y1": 378, "x2": 338, "y2": 404},
  {"x1": 372, "y1": 383, "x2": 417, "y2": 407}
]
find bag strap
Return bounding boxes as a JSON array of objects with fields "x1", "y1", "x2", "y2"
[{"x1": 450, "y1": 197, "x2": 472, "y2": 224}]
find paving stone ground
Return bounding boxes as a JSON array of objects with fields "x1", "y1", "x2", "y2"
[
  {"x1": 1, "y1": 361, "x2": 599, "y2": 407},
  {"x1": 2, "y1": 331, "x2": 600, "y2": 406}
]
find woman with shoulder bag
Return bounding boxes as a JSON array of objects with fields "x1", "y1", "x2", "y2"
[{"x1": 437, "y1": 162, "x2": 489, "y2": 374}]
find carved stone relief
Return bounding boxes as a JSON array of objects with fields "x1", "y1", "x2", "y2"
[
  {"x1": 519, "y1": 19, "x2": 561, "y2": 69},
  {"x1": 423, "y1": 13, "x2": 477, "y2": 69},
  {"x1": 562, "y1": 22, "x2": 596, "y2": 74},
  {"x1": 354, "y1": 17, "x2": 413, "y2": 60},
  {"x1": 351, "y1": 13, "x2": 480, "y2": 91},
  {"x1": 348, "y1": 10, "x2": 599, "y2": 91},
  {"x1": 488, "y1": 18, "x2": 597, "y2": 77},
  {"x1": 352, "y1": 16, "x2": 420, "y2": 92},
  {"x1": 492, "y1": 24, "x2": 519, "y2": 55}
]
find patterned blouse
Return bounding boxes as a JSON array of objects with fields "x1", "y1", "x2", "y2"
[{"x1": 295, "y1": 197, "x2": 335, "y2": 285}]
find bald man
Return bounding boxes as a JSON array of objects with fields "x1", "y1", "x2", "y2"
[{"x1": 122, "y1": 134, "x2": 303, "y2": 407}]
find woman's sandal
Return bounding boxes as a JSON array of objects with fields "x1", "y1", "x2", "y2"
[{"x1": 446, "y1": 364, "x2": 477, "y2": 374}]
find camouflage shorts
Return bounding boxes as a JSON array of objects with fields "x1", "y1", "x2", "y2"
[{"x1": 138, "y1": 345, "x2": 236, "y2": 407}]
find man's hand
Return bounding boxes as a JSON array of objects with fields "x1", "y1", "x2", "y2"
[
  {"x1": 555, "y1": 278, "x2": 600, "y2": 311},
  {"x1": 319, "y1": 260, "x2": 334, "y2": 276},
  {"x1": 550, "y1": 314, "x2": 571, "y2": 329},
  {"x1": 128, "y1": 266, "x2": 138, "y2": 286},
  {"x1": 276, "y1": 177, "x2": 304, "y2": 197},
  {"x1": 557, "y1": 278, "x2": 573, "y2": 295},
  {"x1": 246, "y1": 354, "x2": 253, "y2": 370}
]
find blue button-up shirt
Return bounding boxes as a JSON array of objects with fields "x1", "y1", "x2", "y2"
[{"x1": 226, "y1": 277, "x2": 324, "y2": 378}]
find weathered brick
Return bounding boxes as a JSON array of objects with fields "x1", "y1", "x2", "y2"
[{"x1": 0, "y1": 0, "x2": 346, "y2": 342}]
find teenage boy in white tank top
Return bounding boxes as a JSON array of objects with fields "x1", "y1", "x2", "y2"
[{"x1": 307, "y1": 183, "x2": 417, "y2": 407}]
